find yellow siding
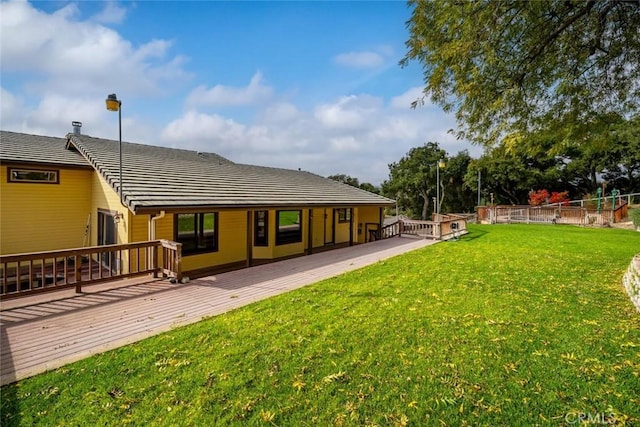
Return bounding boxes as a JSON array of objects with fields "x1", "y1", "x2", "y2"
[
  {"x1": 130, "y1": 213, "x2": 149, "y2": 242},
  {"x1": 0, "y1": 165, "x2": 92, "y2": 254},
  {"x1": 311, "y1": 208, "x2": 325, "y2": 248},
  {"x1": 153, "y1": 213, "x2": 175, "y2": 241},
  {"x1": 356, "y1": 206, "x2": 382, "y2": 243},
  {"x1": 90, "y1": 173, "x2": 129, "y2": 246},
  {"x1": 182, "y1": 211, "x2": 248, "y2": 272},
  {"x1": 128, "y1": 213, "x2": 153, "y2": 271},
  {"x1": 325, "y1": 208, "x2": 335, "y2": 244},
  {"x1": 334, "y1": 223, "x2": 350, "y2": 243}
]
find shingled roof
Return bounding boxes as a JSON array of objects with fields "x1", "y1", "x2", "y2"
[
  {"x1": 59, "y1": 133, "x2": 394, "y2": 213},
  {"x1": 0, "y1": 130, "x2": 90, "y2": 168}
]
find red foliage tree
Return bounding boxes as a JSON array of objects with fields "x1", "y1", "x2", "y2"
[
  {"x1": 549, "y1": 191, "x2": 570, "y2": 205},
  {"x1": 528, "y1": 189, "x2": 549, "y2": 206}
]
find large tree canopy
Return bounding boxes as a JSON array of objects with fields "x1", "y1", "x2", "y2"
[
  {"x1": 402, "y1": 0, "x2": 640, "y2": 146},
  {"x1": 382, "y1": 143, "x2": 476, "y2": 219}
]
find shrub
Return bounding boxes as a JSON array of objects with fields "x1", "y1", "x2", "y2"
[
  {"x1": 528, "y1": 189, "x2": 570, "y2": 206},
  {"x1": 631, "y1": 208, "x2": 640, "y2": 227},
  {"x1": 528, "y1": 189, "x2": 550, "y2": 206},
  {"x1": 549, "y1": 191, "x2": 570, "y2": 205}
]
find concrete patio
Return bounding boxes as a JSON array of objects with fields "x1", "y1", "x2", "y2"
[{"x1": 1, "y1": 236, "x2": 436, "y2": 385}]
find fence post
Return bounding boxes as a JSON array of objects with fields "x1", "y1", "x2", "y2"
[
  {"x1": 153, "y1": 243, "x2": 159, "y2": 278},
  {"x1": 174, "y1": 243, "x2": 183, "y2": 282},
  {"x1": 74, "y1": 255, "x2": 82, "y2": 293}
]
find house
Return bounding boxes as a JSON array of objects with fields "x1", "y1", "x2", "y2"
[{"x1": 0, "y1": 128, "x2": 395, "y2": 278}]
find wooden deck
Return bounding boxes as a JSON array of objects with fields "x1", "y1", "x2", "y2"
[{"x1": 0, "y1": 237, "x2": 437, "y2": 385}]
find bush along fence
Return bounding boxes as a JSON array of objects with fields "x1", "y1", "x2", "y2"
[{"x1": 623, "y1": 255, "x2": 640, "y2": 312}]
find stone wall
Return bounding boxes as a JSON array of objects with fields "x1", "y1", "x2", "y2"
[{"x1": 623, "y1": 255, "x2": 640, "y2": 312}]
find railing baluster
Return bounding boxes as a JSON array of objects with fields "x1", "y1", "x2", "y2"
[
  {"x1": 53, "y1": 257, "x2": 58, "y2": 286},
  {"x1": 1, "y1": 260, "x2": 5, "y2": 295},
  {"x1": 1, "y1": 240, "x2": 184, "y2": 300}
]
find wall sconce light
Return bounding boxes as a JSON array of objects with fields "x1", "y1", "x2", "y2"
[{"x1": 113, "y1": 212, "x2": 124, "y2": 224}]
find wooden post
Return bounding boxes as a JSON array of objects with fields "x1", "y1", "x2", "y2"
[
  {"x1": 153, "y1": 243, "x2": 159, "y2": 278},
  {"x1": 174, "y1": 243, "x2": 182, "y2": 282},
  {"x1": 348, "y1": 208, "x2": 354, "y2": 246},
  {"x1": 307, "y1": 209, "x2": 313, "y2": 255},
  {"x1": 246, "y1": 211, "x2": 253, "y2": 266},
  {"x1": 74, "y1": 255, "x2": 82, "y2": 293}
]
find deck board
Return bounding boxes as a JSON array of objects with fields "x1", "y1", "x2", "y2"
[{"x1": 1, "y1": 237, "x2": 436, "y2": 385}]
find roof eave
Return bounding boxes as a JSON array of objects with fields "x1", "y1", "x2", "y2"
[{"x1": 132, "y1": 201, "x2": 395, "y2": 215}]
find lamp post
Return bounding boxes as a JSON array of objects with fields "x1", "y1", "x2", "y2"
[
  {"x1": 477, "y1": 170, "x2": 481, "y2": 207},
  {"x1": 436, "y1": 159, "x2": 445, "y2": 215},
  {"x1": 105, "y1": 94, "x2": 123, "y2": 206}
]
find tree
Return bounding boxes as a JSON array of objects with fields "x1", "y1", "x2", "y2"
[
  {"x1": 358, "y1": 182, "x2": 380, "y2": 195},
  {"x1": 440, "y1": 150, "x2": 476, "y2": 213},
  {"x1": 528, "y1": 189, "x2": 551, "y2": 206},
  {"x1": 463, "y1": 144, "x2": 561, "y2": 205},
  {"x1": 602, "y1": 116, "x2": 640, "y2": 194},
  {"x1": 402, "y1": 1, "x2": 640, "y2": 147},
  {"x1": 327, "y1": 174, "x2": 381, "y2": 194},
  {"x1": 382, "y1": 142, "x2": 447, "y2": 219},
  {"x1": 327, "y1": 174, "x2": 360, "y2": 188}
]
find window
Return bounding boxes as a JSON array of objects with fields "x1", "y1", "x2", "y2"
[
  {"x1": 276, "y1": 210, "x2": 302, "y2": 245},
  {"x1": 337, "y1": 208, "x2": 351, "y2": 223},
  {"x1": 175, "y1": 213, "x2": 218, "y2": 255},
  {"x1": 254, "y1": 210, "x2": 268, "y2": 246},
  {"x1": 8, "y1": 167, "x2": 59, "y2": 184}
]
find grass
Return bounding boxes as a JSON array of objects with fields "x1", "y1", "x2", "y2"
[
  {"x1": 278, "y1": 210, "x2": 301, "y2": 226},
  {"x1": 2, "y1": 224, "x2": 639, "y2": 426},
  {"x1": 177, "y1": 213, "x2": 215, "y2": 233}
]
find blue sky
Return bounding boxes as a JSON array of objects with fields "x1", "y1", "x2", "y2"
[{"x1": 1, "y1": 0, "x2": 481, "y2": 185}]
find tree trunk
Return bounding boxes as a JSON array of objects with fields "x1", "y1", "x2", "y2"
[
  {"x1": 590, "y1": 167, "x2": 598, "y2": 191},
  {"x1": 420, "y1": 191, "x2": 429, "y2": 220}
]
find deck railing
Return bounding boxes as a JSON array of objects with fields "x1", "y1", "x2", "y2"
[
  {"x1": 478, "y1": 201, "x2": 628, "y2": 226},
  {"x1": 378, "y1": 215, "x2": 468, "y2": 241},
  {"x1": 379, "y1": 221, "x2": 402, "y2": 239},
  {"x1": 1, "y1": 240, "x2": 182, "y2": 300}
]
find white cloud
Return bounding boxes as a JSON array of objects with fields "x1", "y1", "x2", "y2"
[
  {"x1": 161, "y1": 111, "x2": 247, "y2": 150},
  {"x1": 160, "y1": 90, "x2": 480, "y2": 185},
  {"x1": 390, "y1": 86, "x2": 426, "y2": 110},
  {"x1": 314, "y1": 95, "x2": 382, "y2": 130},
  {"x1": 0, "y1": 0, "x2": 190, "y2": 96},
  {"x1": 0, "y1": 87, "x2": 26, "y2": 130},
  {"x1": 258, "y1": 102, "x2": 301, "y2": 123},
  {"x1": 334, "y1": 51, "x2": 384, "y2": 69},
  {"x1": 185, "y1": 72, "x2": 274, "y2": 108},
  {"x1": 329, "y1": 136, "x2": 360, "y2": 152},
  {"x1": 91, "y1": 1, "x2": 128, "y2": 24}
]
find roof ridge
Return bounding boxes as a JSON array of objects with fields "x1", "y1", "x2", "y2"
[{"x1": 66, "y1": 133, "x2": 233, "y2": 164}]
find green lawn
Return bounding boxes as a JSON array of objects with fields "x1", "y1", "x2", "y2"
[
  {"x1": 2, "y1": 225, "x2": 639, "y2": 426},
  {"x1": 278, "y1": 210, "x2": 301, "y2": 227}
]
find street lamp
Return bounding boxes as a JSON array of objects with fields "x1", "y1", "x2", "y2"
[
  {"x1": 436, "y1": 159, "x2": 445, "y2": 215},
  {"x1": 105, "y1": 94, "x2": 123, "y2": 206}
]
